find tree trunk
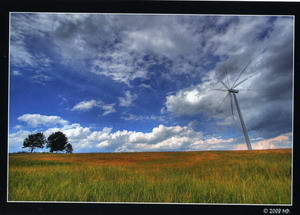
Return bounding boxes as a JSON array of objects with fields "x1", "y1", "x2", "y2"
[{"x1": 30, "y1": 148, "x2": 34, "y2": 153}]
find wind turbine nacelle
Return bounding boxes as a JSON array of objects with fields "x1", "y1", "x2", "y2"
[{"x1": 229, "y1": 89, "x2": 239, "y2": 93}]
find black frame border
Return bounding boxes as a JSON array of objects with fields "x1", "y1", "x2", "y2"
[{"x1": 1, "y1": 1, "x2": 299, "y2": 215}]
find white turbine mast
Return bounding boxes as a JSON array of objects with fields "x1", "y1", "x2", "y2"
[{"x1": 216, "y1": 60, "x2": 254, "y2": 150}]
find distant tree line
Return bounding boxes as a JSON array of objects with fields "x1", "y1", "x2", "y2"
[{"x1": 23, "y1": 131, "x2": 73, "y2": 153}]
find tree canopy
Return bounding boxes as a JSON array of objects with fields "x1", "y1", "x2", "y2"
[
  {"x1": 47, "y1": 131, "x2": 68, "y2": 153},
  {"x1": 22, "y1": 131, "x2": 73, "y2": 153},
  {"x1": 23, "y1": 133, "x2": 46, "y2": 153}
]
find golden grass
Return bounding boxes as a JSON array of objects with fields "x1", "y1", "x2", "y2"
[{"x1": 8, "y1": 149, "x2": 292, "y2": 204}]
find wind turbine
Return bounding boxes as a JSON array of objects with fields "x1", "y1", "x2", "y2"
[{"x1": 216, "y1": 60, "x2": 255, "y2": 150}]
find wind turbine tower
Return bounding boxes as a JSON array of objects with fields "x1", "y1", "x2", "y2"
[{"x1": 217, "y1": 60, "x2": 254, "y2": 150}]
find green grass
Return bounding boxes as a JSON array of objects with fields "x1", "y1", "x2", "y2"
[{"x1": 8, "y1": 149, "x2": 292, "y2": 204}]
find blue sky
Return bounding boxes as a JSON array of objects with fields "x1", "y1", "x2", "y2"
[{"x1": 9, "y1": 13, "x2": 293, "y2": 153}]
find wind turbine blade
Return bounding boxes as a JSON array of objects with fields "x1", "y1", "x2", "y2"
[
  {"x1": 213, "y1": 89, "x2": 228, "y2": 92},
  {"x1": 230, "y1": 93, "x2": 235, "y2": 120},
  {"x1": 231, "y1": 60, "x2": 252, "y2": 88},
  {"x1": 220, "y1": 81, "x2": 230, "y2": 90},
  {"x1": 218, "y1": 92, "x2": 230, "y2": 112},
  {"x1": 225, "y1": 69, "x2": 230, "y2": 87},
  {"x1": 233, "y1": 73, "x2": 256, "y2": 88},
  {"x1": 238, "y1": 89, "x2": 257, "y2": 92}
]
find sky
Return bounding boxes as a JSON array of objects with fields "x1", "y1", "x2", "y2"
[{"x1": 8, "y1": 13, "x2": 293, "y2": 153}]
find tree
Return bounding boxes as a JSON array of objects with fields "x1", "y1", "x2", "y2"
[
  {"x1": 47, "y1": 131, "x2": 68, "y2": 153},
  {"x1": 65, "y1": 143, "x2": 73, "y2": 153},
  {"x1": 23, "y1": 133, "x2": 46, "y2": 153}
]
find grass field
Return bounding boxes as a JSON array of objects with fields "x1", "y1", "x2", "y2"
[{"x1": 8, "y1": 149, "x2": 292, "y2": 204}]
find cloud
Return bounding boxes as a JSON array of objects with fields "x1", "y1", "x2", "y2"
[
  {"x1": 71, "y1": 99, "x2": 116, "y2": 116},
  {"x1": 93, "y1": 124, "x2": 237, "y2": 152},
  {"x1": 9, "y1": 14, "x2": 293, "y2": 153},
  {"x1": 10, "y1": 14, "x2": 56, "y2": 84},
  {"x1": 101, "y1": 103, "x2": 117, "y2": 116},
  {"x1": 164, "y1": 16, "x2": 293, "y2": 138},
  {"x1": 128, "y1": 124, "x2": 197, "y2": 144},
  {"x1": 10, "y1": 14, "x2": 293, "y2": 92},
  {"x1": 11, "y1": 70, "x2": 22, "y2": 76},
  {"x1": 9, "y1": 130, "x2": 33, "y2": 152},
  {"x1": 235, "y1": 133, "x2": 291, "y2": 150},
  {"x1": 43, "y1": 123, "x2": 94, "y2": 150},
  {"x1": 31, "y1": 73, "x2": 52, "y2": 84},
  {"x1": 17, "y1": 114, "x2": 68, "y2": 127},
  {"x1": 188, "y1": 137, "x2": 235, "y2": 151},
  {"x1": 118, "y1": 91, "x2": 137, "y2": 107},
  {"x1": 121, "y1": 113, "x2": 165, "y2": 122},
  {"x1": 94, "y1": 124, "x2": 202, "y2": 152},
  {"x1": 90, "y1": 48, "x2": 149, "y2": 85},
  {"x1": 10, "y1": 114, "x2": 292, "y2": 153},
  {"x1": 71, "y1": 100, "x2": 100, "y2": 111},
  {"x1": 10, "y1": 122, "x2": 202, "y2": 152},
  {"x1": 125, "y1": 25, "x2": 176, "y2": 57},
  {"x1": 165, "y1": 82, "x2": 217, "y2": 116},
  {"x1": 8, "y1": 14, "x2": 213, "y2": 85},
  {"x1": 13, "y1": 125, "x2": 23, "y2": 129},
  {"x1": 10, "y1": 42, "x2": 35, "y2": 68}
]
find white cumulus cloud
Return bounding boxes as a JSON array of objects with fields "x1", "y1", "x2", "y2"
[
  {"x1": 71, "y1": 99, "x2": 100, "y2": 111},
  {"x1": 9, "y1": 130, "x2": 33, "y2": 152},
  {"x1": 72, "y1": 99, "x2": 116, "y2": 116},
  {"x1": 9, "y1": 116, "x2": 292, "y2": 153},
  {"x1": 17, "y1": 114, "x2": 68, "y2": 127},
  {"x1": 165, "y1": 81, "x2": 218, "y2": 116}
]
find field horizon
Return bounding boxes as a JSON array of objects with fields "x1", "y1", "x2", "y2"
[
  {"x1": 9, "y1": 148, "x2": 292, "y2": 204},
  {"x1": 9, "y1": 147, "x2": 292, "y2": 155}
]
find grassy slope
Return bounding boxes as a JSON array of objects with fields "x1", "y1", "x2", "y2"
[{"x1": 8, "y1": 149, "x2": 292, "y2": 204}]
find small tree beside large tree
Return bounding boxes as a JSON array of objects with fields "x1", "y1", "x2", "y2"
[
  {"x1": 47, "y1": 131, "x2": 69, "y2": 153},
  {"x1": 23, "y1": 133, "x2": 46, "y2": 153},
  {"x1": 65, "y1": 143, "x2": 73, "y2": 153},
  {"x1": 22, "y1": 131, "x2": 73, "y2": 153}
]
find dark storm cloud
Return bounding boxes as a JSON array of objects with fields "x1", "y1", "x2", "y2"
[
  {"x1": 255, "y1": 38, "x2": 293, "y2": 101},
  {"x1": 242, "y1": 19, "x2": 293, "y2": 137},
  {"x1": 166, "y1": 16, "x2": 293, "y2": 139}
]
